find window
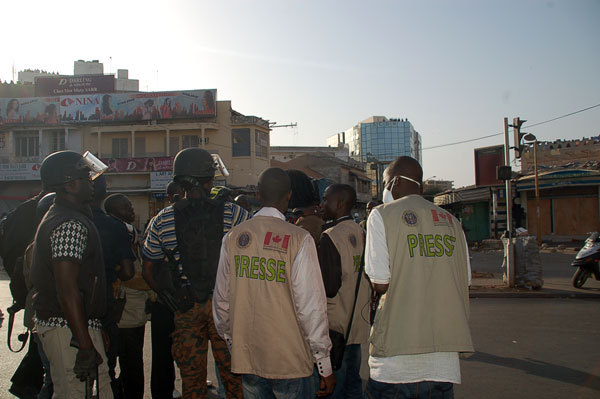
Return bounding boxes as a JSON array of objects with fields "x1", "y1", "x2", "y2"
[
  {"x1": 135, "y1": 137, "x2": 146, "y2": 157},
  {"x1": 15, "y1": 131, "x2": 39, "y2": 158},
  {"x1": 182, "y1": 135, "x2": 199, "y2": 149},
  {"x1": 255, "y1": 130, "x2": 268, "y2": 158},
  {"x1": 50, "y1": 130, "x2": 66, "y2": 152},
  {"x1": 169, "y1": 136, "x2": 179, "y2": 157},
  {"x1": 112, "y1": 138, "x2": 129, "y2": 158},
  {"x1": 232, "y1": 128, "x2": 251, "y2": 157}
]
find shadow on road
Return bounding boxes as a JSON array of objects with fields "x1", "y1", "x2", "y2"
[{"x1": 466, "y1": 352, "x2": 600, "y2": 391}]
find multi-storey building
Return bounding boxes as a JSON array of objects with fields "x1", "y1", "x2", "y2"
[
  {"x1": 0, "y1": 90, "x2": 270, "y2": 228},
  {"x1": 328, "y1": 116, "x2": 422, "y2": 198}
]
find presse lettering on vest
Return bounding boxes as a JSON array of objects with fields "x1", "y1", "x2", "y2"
[
  {"x1": 234, "y1": 255, "x2": 286, "y2": 283},
  {"x1": 406, "y1": 233, "x2": 456, "y2": 258}
]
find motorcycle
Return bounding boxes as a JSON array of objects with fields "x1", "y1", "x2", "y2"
[{"x1": 571, "y1": 232, "x2": 600, "y2": 288}]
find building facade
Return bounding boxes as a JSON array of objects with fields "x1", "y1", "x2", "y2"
[
  {"x1": 270, "y1": 145, "x2": 349, "y2": 163},
  {"x1": 0, "y1": 95, "x2": 270, "y2": 228},
  {"x1": 520, "y1": 136, "x2": 600, "y2": 173},
  {"x1": 328, "y1": 116, "x2": 422, "y2": 198}
]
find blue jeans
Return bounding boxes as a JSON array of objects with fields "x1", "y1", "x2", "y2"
[
  {"x1": 242, "y1": 374, "x2": 316, "y2": 399},
  {"x1": 365, "y1": 379, "x2": 454, "y2": 399},
  {"x1": 315, "y1": 344, "x2": 363, "y2": 399}
]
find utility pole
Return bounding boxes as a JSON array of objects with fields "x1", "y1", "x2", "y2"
[{"x1": 503, "y1": 117, "x2": 514, "y2": 287}]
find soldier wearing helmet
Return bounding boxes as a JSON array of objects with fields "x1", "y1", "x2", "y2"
[
  {"x1": 142, "y1": 148, "x2": 247, "y2": 399},
  {"x1": 30, "y1": 150, "x2": 112, "y2": 398}
]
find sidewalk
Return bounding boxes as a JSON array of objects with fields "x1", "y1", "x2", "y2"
[{"x1": 469, "y1": 275, "x2": 600, "y2": 298}]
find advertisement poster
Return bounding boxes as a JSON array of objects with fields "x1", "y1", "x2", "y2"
[
  {"x1": 0, "y1": 89, "x2": 216, "y2": 126},
  {"x1": 103, "y1": 156, "x2": 173, "y2": 173},
  {"x1": 0, "y1": 97, "x2": 61, "y2": 125}
]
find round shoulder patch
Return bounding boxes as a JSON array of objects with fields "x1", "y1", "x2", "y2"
[
  {"x1": 349, "y1": 234, "x2": 357, "y2": 248},
  {"x1": 402, "y1": 210, "x2": 418, "y2": 227},
  {"x1": 236, "y1": 231, "x2": 252, "y2": 249}
]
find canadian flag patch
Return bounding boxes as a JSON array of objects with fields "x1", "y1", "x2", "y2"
[
  {"x1": 431, "y1": 209, "x2": 454, "y2": 226},
  {"x1": 263, "y1": 232, "x2": 291, "y2": 253}
]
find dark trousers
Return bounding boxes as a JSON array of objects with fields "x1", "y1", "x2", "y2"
[
  {"x1": 10, "y1": 337, "x2": 44, "y2": 394},
  {"x1": 105, "y1": 323, "x2": 121, "y2": 397},
  {"x1": 118, "y1": 325, "x2": 146, "y2": 399},
  {"x1": 365, "y1": 379, "x2": 454, "y2": 399},
  {"x1": 151, "y1": 301, "x2": 176, "y2": 399}
]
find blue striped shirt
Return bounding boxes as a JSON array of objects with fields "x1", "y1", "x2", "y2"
[{"x1": 143, "y1": 201, "x2": 249, "y2": 262}]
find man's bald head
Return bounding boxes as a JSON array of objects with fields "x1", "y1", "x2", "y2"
[
  {"x1": 258, "y1": 168, "x2": 292, "y2": 211},
  {"x1": 383, "y1": 156, "x2": 423, "y2": 200}
]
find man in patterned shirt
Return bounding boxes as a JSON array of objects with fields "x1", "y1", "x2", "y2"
[
  {"x1": 30, "y1": 150, "x2": 112, "y2": 398},
  {"x1": 142, "y1": 148, "x2": 248, "y2": 399}
]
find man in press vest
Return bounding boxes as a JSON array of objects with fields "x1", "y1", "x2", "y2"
[
  {"x1": 364, "y1": 156, "x2": 474, "y2": 399},
  {"x1": 213, "y1": 167, "x2": 336, "y2": 398},
  {"x1": 318, "y1": 183, "x2": 370, "y2": 398}
]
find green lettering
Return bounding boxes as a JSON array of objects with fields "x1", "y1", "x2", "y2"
[
  {"x1": 418, "y1": 234, "x2": 425, "y2": 256},
  {"x1": 425, "y1": 235, "x2": 435, "y2": 257},
  {"x1": 240, "y1": 255, "x2": 250, "y2": 278},
  {"x1": 434, "y1": 235, "x2": 445, "y2": 257},
  {"x1": 234, "y1": 255, "x2": 240, "y2": 277},
  {"x1": 259, "y1": 257, "x2": 266, "y2": 280},
  {"x1": 444, "y1": 235, "x2": 456, "y2": 256},
  {"x1": 407, "y1": 234, "x2": 418, "y2": 257},
  {"x1": 276, "y1": 260, "x2": 286, "y2": 283},
  {"x1": 266, "y1": 259, "x2": 276, "y2": 281},
  {"x1": 249, "y1": 257, "x2": 259, "y2": 279}
]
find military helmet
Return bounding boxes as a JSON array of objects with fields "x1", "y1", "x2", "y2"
[
  {"x1": 173, "y1": 148, "x2": 216, "y2": 180},
  {"x1": 40, "y1": 151, "x2": 90, "y2": 191}
]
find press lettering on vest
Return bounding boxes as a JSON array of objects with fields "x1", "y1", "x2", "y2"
[
  {"x1": 353, "y1": 255, "x2": 361, "y2": 272},
  {"x1": 266, "y1": 258, "x2": 276, "y2": 281},
  {"x1": 276, "y1": 260, "x2": 286, "y2": 283},
  {"x1": 444, "y1": 235, "x2": 456, "y2": 256},
  {"x1": 407, "y1": 234, "x2": 457, "y2": 258},
  {"x1": 235, "y1": 255, "x2": 286, "y2": 283},
  {"x1": 250, "y1": 256, "x2": 260, "y2": 279}
]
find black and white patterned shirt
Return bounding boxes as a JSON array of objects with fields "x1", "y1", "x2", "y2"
[{"x1": 49, "y1": 220, "x2": 88, "y2": 262}]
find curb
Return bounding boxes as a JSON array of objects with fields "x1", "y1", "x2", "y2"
[{"x1": 469, "y1": 291, "x2": 600, "y2": 299}]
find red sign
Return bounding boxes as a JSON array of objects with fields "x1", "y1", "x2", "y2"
[
  {"x1": 474, "y1": 145, "x2": 505, "y2": 186},
  {"x1": 102, "y1": 157, "x2": 173, "y2": 173}
]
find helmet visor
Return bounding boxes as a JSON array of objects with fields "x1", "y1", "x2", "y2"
[
  {"x1": 212, "y1": 154, "x2": 229, "y2": 177},
  {"x1": 81, "y1": 151, "x2": 108, "y2": 180}
]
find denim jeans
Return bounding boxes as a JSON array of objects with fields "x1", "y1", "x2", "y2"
[
  {"x1": 242, "y1": 374, "x2": 316, "y2": 399},
  {"x1": 314, "y1": 344, "x2": 363, "y2": 399},
  {"x1": 364, "y1": 379, "x2": 454, "y2": 399}
]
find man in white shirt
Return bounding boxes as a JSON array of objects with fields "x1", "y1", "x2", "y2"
[
  {"x1": 213, "y1": 167, "x2": 336, "y2": 398},
  {"x1": 364, "y1": 156, "x2": 474, "y2": 399}
]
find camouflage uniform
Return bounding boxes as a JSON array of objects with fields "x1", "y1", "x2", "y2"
[{"x1": 172, "y1": 299, "x2": 242, "y2": 399}]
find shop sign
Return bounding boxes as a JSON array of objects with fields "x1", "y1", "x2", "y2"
[
  {"x1": 150, "y1": 171, "x2": 173, "y2": 190},
  {"x1": 103, "y1": 157, "x2": 173, "y2": 173},
  {"x1": 0, "y1": 163, "x2": 41, "y2": 181}
]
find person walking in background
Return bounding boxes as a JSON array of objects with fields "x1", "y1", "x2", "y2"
[
  {"x1": 364, "y1": 156, "x2": 474, "y2": 399},
  {"x1": 359, "y1": 200, "x2": 378, "y2": 230},
  {"x1": 287, "y1": 169, "x2": 323, "y2": 243},
  {"x1": 318, "y1": 184, "x2": 370, "y2": 398},
  {"x1": 213, "y1": 167, "x2": 336, "y2": 398}
]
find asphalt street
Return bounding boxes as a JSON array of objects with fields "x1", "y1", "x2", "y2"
[{"x1": 0, "y1": 251, "x2": 598, "y2": 398}]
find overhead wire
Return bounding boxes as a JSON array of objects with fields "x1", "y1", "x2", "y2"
[{"x1": 422, "y1": 102, "x2": 600, "y2": 151}]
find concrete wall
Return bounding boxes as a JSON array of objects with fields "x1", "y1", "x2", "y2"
[{"x1": 521, "y1": 138, "x2": 600, "y2": 172}]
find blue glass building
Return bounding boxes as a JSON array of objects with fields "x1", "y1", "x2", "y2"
[{"x1": 328, "y1": 116, "x2": 421, "y2": 198}]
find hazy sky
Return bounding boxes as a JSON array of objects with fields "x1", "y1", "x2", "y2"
[{"x1": 3, "y1": 0, "x2": 599, "y2": 187}]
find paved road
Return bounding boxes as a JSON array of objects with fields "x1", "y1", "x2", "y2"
[{"x1": 1, "y1": 256, "x2": 600, "y2": 398}]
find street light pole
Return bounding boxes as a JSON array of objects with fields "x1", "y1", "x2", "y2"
[
  {"x1": 533, "y1": 139, "x2": 542, "y2": 245},
  {"x1": 503, "y1": 117, "x2": 514, "y2": 287}
]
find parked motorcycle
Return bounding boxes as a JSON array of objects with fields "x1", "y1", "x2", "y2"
[{"x1": 571, "y1": 232, "x2": 600, "y2": 288}]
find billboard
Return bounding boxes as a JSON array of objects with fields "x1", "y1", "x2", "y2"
[
  {"x1": 474, "y1": 145, "x2": 505, "y2": 186},
  {"x1": 0, "y1": 97, "x2": 61, "y2": 125},
  {"x1": 34, "y1": 75, "x2": 115, "y2": 96},
  {"x1": 102, "y1": 156, "x2": 173, "y2": 173},
  {"x1": 0, "y1": 89, "x2": 216, "y2": 126}
]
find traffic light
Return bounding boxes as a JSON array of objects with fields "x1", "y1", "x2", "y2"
[{"x1": 512, "y1": 117, "x2": 527, "y2": 158}]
